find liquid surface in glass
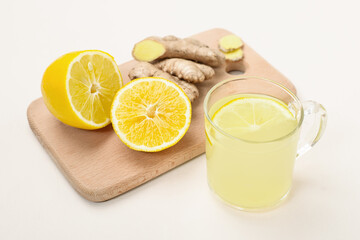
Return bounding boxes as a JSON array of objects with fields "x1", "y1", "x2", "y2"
[{"x1": 205, "y1": 94, "x2": 300, "y2": 209}]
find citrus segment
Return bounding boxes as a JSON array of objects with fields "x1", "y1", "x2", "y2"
[{"x1": 111, "y1": 77, "x2": 191, "y2": 152}]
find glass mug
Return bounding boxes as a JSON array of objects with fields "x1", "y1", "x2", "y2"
[{"x1": 204, "y1": 77, "x2": 327, "y2": 211}]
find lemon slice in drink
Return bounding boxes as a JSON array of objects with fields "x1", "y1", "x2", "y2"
[
  {"x1": 212, "y1": 95, "x2": 298, "y2": 142},
  {"x1": 41, "y1": 50, "x2": 122, "y2": 129},
  {"x1": 111, "y1": 77, "x2": 192, "y2": 152}
]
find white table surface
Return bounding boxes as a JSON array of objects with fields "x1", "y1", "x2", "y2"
[{"x1": 1, "y1": 0, "x2": 359, "y2": 239}]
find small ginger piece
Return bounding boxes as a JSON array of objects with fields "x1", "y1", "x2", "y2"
[
  {"x1": 155, "y1": 58, "x2": 215, "y2": 83},
  {"x1": 218, "y1": 34, "x2": 244, "y2": 53},
  {"x1": 128, "y1": 62, "x2": 199, "y2": 102},
  {"x1": 132, "y1": 36, "x2": 224, "y2": 67},
  {"x1": 224, "y1": 48, "x2": 244, "y2": 61}
]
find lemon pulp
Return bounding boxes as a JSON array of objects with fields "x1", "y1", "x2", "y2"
[
  {"x1": 111, "y1": 77, "x2": 191, "y2": 152},
  {"x1": 68, "y1": 52, "x2": 121, "y2": 125}
]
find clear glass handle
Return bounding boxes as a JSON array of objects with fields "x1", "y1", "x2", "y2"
[{"x1": 297, "y1": 100, "x2": 328, "y2": 158}]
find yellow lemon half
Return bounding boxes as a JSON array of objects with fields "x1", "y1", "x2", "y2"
[
  {"x1": 111, "y1": 77, "x2": 192, "y2": 152},
  {"x1": 41, "y1": 50, "x2": 123, "y2": 129}
]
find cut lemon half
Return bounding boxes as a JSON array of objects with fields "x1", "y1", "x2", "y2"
[
  {"x1": 212, "y1": 95, "x2": 298, "y2": 142},
  {"x1": 111, "y1": 77, "x2": 192, "y2": 152},
  {"x1": 41, "y1": 50, "x2": 123, "y2": 129}
]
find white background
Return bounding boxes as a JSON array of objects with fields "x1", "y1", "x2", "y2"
[{"x1": 1, "y1": 0, "x2": 359, "y2": 239}]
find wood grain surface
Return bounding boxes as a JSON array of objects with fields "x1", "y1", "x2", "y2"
[{"x1": 27, "y1": 28, "x2": 296, "y2": 202}]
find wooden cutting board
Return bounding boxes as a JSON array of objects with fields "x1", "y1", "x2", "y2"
[{"x1": 27, "y1": 28, "x2": 296, "y2": 202}]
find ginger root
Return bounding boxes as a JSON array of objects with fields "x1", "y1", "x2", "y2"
[
  {"x1": 132, "y1": 35, "x2": 225, "y2": 67},
  {"x1": 224, "y1": 48, "x2": 244, "y2": 61},
  {"x1": 154, "y1": 58, "x2": 215, "y2": 83},
  {"x1": 130, "y1": 35, "x2": 222, "y2": 102},
  {"x1": 218, "y1": 34, "x2": 244, "y2": 62},
  {"x1": 218, "y1": 34, "x2": 244, "y2": 52},
  {"x1": 128, "y1": 62, "x2": 199, "y2": 102}
]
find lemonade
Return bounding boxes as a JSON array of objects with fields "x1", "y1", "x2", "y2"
[{"x1": 205, "y1": 94, "x2": 300, "y2": 209}]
